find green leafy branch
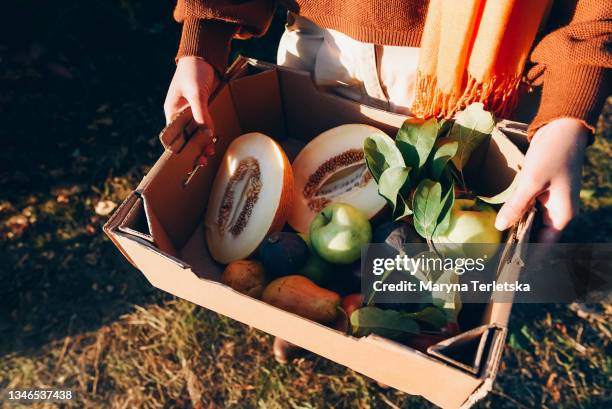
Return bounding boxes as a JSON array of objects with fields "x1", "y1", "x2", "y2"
[
  {"x1": 364, "y1": 103, "x2": 499, "y2": 241},
  {"x1": 350, "y1": 306, "x2": 448, "y2": 340}
]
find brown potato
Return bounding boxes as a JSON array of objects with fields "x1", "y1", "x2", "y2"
[
  {"x1": 262, "y1": 275, "x2": 340, "y2": 324},
  {"x1": 221, "y1": 260, "x2": 267, "y2": 299}
]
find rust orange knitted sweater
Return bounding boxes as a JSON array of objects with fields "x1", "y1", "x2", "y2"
[{"x1": 174, "y1": 0, "x2": 611, "y2": 135}]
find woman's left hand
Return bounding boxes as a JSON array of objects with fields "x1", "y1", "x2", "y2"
[{"x1": 494, "y1": 118, "x2": 590, "y2": 243}]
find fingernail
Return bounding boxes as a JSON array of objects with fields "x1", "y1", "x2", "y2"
[{"x1": 495, "y1": 215, "x2": 509, "y2": 231}]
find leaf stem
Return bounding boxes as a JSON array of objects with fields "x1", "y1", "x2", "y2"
[
  {"x1": 426, "y1": 238, "x2": 434, "y2": 252},
  {"x1": 426, "y1": 238, "x2": 443, "y2": 258}
]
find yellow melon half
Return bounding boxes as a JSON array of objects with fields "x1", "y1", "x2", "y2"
[
  {"x1": 205, "y1": 132, "x2": 293, "y2": 263},
  {"x1": 288, "y1": 124, "x2": 387, "y2": 233}
]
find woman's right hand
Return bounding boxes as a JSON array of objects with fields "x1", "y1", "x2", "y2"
[{"x1": 164, "y1": 56, "x2": 218, "y2": 130}]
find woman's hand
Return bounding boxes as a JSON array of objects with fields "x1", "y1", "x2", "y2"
[
  {"x1": 495, "y1": 118, "x2": 590, "y2": 243},
  {"x1": 164, "y1": 56, "x2": 219, "y2": 130}
]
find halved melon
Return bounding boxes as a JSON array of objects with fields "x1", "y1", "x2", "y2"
[
  {"x1": 288, "y1": 124, "x2": 387, "y2": 233},
  {"x1": 205, "y1": 132, "x2": 293, "y2": 263}
]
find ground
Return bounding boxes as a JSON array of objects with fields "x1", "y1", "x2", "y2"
[{"x1": 0, "y1": 1, "x2": 610, "y2": 408}]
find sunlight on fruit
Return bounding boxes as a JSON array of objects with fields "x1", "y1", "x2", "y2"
[
  {"x1": 327, "y1": 231, "x2": 352, "y2": 251},
  {"x1": 335, "y1": 208, "x2": 352, "y2": 225},
  {"x1": 227, "y1": 154, "x2": 238, "y2": 174},
  {"x1": 273, "y1": 143, "x2": 286, "y2": 167}
]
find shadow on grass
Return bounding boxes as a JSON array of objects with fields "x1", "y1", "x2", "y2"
[
  {"x1": 0, "y1": 0, "x2": 175, "y2": 357},
  {"x1": 0, "y1": 0, "x2": 286, "y2": 357}
]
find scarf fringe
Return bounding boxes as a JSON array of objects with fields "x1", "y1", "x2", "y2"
[{"x1": 412, "y1": 72, "x2": 522, "y2": 119}]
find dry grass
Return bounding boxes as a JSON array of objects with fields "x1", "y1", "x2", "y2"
[
  {"x1": 1, "y1": 300, "x2": 610, "y2": 408},
  {"x1": 1, "y1": 1, "x2": 611, "y2": 408}
]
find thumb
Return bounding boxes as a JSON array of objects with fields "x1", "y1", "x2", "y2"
[{"x1": 495, "y1": 176, "x2": 542, "y2": 231}]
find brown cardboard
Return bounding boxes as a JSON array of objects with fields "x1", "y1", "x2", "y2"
[{"x1": 104, "y1": 58, "x2": 534, "y2": 409}]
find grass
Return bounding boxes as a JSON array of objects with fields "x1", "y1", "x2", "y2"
[{"x1": 1, "y1": 1, "x2": 610, "y2": 408}]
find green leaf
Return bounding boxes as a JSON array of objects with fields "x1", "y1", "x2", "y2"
[
  {"x1": 437, "y1": 118, "x2": 453, "y2": 138},
  {"x1": 364, "y1": 133, "x2": 405, "y2": 182},
  {"x1": 447, "y1": 103, "x2": 495, "y2": 170},
  {"x1": 409, "y1": 251, "x2": 441, "y2": 283},
  {"x1": 431, "y1": 140, "x2": 458, "y2": 180},
  {"x1": 405, "y1": 251, "x2": 462, "y2": 322},
  {"x1": 423, "y1": 258, "x2": 462, "y2": 323},
  {"x1": 405, "y1": 306, "x2": 447, "y2": 329},
  {"x1": 396, "y1": 118, "x2": 439, "y2": 172},
  {"x1": 446, "y1": 164, "x2": 463, "y2": 187},
  {"x1": 351, "y1": 307, "x2": 419, "y2": 340},
  {"x1": 433, "y1": 184, "x2": 455, "y2": 237},
  {"x1": 412, "y1": 179, "x2": 443, "y2": 239},
  {"x1": 364, "y1": 269, "x2": 395, "y2": 306},
  {"x1": 477, "y1": 173, "x2": 519, "y2": 204},
  {"x1": 394, "y1": 194, "x2": 413, "y2": 221},
  {"x1": 378, "y1": 166, "x2": 410, "y2": 211}
]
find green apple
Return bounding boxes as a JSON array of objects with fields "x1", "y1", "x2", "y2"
[
  {"x1": 298, "y1": 251, "x2": 335, "y2": 286},
  {"x1": 309, "y1": 203, "x2": 372, "y2": 264},
  {"x1": 434, "y1": 199, "x2": 501, "y2": 259},
  {"x1": 296, "y1": 233, "x2": 335, "y2": 285}
]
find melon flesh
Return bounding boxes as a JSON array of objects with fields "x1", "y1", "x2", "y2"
[
  {"x1": 288, "y1": 124, "x2": 387, "y2": 233},
  {"x1": 205, "y1": 132, "x2": 293, "y2": 263}
]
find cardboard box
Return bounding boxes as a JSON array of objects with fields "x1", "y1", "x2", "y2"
[{"x1": 104, "y1": 58, "x2": 534, "y2": 409}]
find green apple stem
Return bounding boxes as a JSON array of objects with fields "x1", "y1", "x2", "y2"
[{"x1": 320, "y1": 210, "x2": 332, "y2": 225}]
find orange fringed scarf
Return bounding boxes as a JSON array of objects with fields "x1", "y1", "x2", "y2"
[{"x1": 412, "y1": 0, "x2": 552, "y2": 119}]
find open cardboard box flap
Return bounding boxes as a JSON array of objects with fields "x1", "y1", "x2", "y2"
[{"x1": 104, "y1": 58, "x2": 535, "y2": 409}]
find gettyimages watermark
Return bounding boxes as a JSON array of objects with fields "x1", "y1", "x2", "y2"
[{"x1": 361, "y1": 243, "x2": 612, "y2": 304}]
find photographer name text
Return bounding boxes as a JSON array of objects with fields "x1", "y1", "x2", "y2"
[{"x1": 372, "y1": 280, "x2": 531, "y2": 293}]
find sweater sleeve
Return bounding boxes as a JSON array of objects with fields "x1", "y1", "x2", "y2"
[
  {"x1": 174, "y1": 0, "x2": 277, "y2": 74},
  {"x1": 527, "y1": 0, "x2": 611, "y2": 138}
]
